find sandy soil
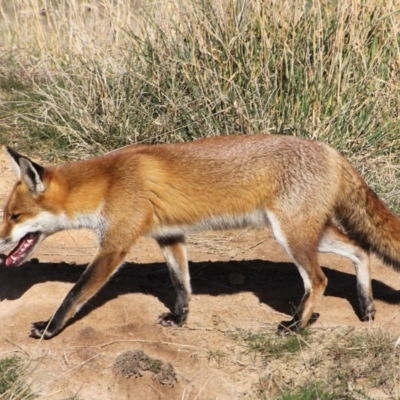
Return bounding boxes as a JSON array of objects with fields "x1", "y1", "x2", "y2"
[{"x1": 0, "y1": 147, "x2": 400, "y2": 399}]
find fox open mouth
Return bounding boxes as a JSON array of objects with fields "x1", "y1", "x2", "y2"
[{"x1": 6, "y1": 232, "x2": 40, "y2": 267}]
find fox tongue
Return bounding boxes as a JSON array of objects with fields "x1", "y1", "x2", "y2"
[{"x1": 6, "y1": 233, "x2": 37, "y2": 267}]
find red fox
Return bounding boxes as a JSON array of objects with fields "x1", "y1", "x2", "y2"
[{"x1": 0, "y1": 134, "x2": 398, "y2": 339}]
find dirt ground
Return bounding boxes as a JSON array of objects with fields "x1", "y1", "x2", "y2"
[{"x1": 0, "y1": 147, "x2": 400, "y2": 399}]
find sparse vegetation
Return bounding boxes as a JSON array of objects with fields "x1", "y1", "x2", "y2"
[
  {"x1": 232, "y1": 327, "x2": 400, "y2": 399},
  {"x1": 232, "y1": 328, "x2": 310, "y2": 361},
  {"x1": 0, "y1": 356, "x2": 21, "y2": 394},
  {"x1": 1, "y1": 0, "x2": 400, "y2": 208},
  {"x1": 208, "y1": 349, "x2": 226, "y2": 368},
  {"x1": 0, "y1": 356, "x2": 36, "y2": 399},
  {"x1": 276, "y1": 381, "x2": 335, "y2": 400}
]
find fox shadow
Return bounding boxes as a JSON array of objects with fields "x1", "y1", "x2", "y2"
[{"x1": 1, "y1": 258, "x2": 400, "y2": 327}]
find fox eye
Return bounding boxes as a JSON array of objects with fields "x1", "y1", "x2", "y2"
[{"x1": 9, "y1": 213, "x2": 21, "y2": 221}]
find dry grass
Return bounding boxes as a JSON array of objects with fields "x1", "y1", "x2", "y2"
[
  {"x1": 0, "y1": 0, "x2": 399, "y2": 149},
  {"x1": 1, "y1": 0, "x2": 400, "y2": 205},
  {"x1": 0, "y1": 355, "x2": 36, "y2": 399}
]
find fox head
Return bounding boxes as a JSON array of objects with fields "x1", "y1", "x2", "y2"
[
  {"x1": 0, "y1": 148, "x2": 56, "y2": 267},
  {"x1": 0, "y1": 148, "x2": 108, "y2": 267}
]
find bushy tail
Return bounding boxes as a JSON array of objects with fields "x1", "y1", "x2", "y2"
[{"x1": 335, "y1": 159, "x2": 400, "y2": 270}]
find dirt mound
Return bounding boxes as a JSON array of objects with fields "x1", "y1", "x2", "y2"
[{"x1": 113, "y1": 350, "x2": 177, "y2": 387}]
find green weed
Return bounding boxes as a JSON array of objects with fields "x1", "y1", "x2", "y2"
[
  {"x1": 232, "y1": 328, "x2": 310, "y2": 361},
  {"x1": 0, "y1": 356, "x2": 35, "y2": 399},
  {"x1": 277, "y1": 381, "x2": 335, "y2": 400},
  {"x1": 208, "y1": 349, "x2": 226, "y2": 367}
]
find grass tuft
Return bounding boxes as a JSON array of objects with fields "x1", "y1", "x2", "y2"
[
  {"x1": 0, "y1": 356, "x2": 36, "y2": 399},
  {"x1": 232, "y1": 328, "x2": 310, "y2": 361},
  {"x1": 276, "y1": 380, "x2": 335, "y2": 400}
]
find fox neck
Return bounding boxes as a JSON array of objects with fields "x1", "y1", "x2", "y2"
[{"x1": 39, "y1": 207, "x2": 106, "y2": 233}]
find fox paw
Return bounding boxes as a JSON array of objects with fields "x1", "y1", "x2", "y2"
[
  {"x1": 30, "y1": 321, "x2": 55, "y2": 339},
  {"x1": 158, "y1": 312, "x2": 186, "y2": 327},
  {"x1": 277, "y1": 320, "x2": 300, "y2": 336},
  {"x1": 361, "y1": 310, "x2": 376, "y2": 322},
  {"x1": 277, "y1": 313, "x2": 320, "y2": 336},
  {"x1": 360, "y1": 304, "x2": 376, "y2": 322}
]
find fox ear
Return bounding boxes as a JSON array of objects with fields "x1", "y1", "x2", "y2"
[{"x1": 6, "y1": 147, "x2": 46, "y2": 194}]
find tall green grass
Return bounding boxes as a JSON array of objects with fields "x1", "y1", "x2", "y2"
[{"x1": 1, "y1": 0, "x2": 400, "y2": 197}]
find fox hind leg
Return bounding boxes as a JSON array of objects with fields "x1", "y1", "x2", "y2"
[
  {"x1": 319, "y1": 223, "x2": 375, "y2": 321},
  {"x1": 277, "y1": 247, "x2": 328, "y2": 335},
  {"x1": 157, "y1": 235, "x2": 192, "y2": 327},
  {"x1": 268, "y1": 213, "x2": 328, "y2": 334}
]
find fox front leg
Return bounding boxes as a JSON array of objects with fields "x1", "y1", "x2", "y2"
[
  {"x1": 30, "y1": 249, "x2": 127, "y2": 339},
  {"x1": 156, "y1": 235, "x2": 192, "y2": 327}
]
